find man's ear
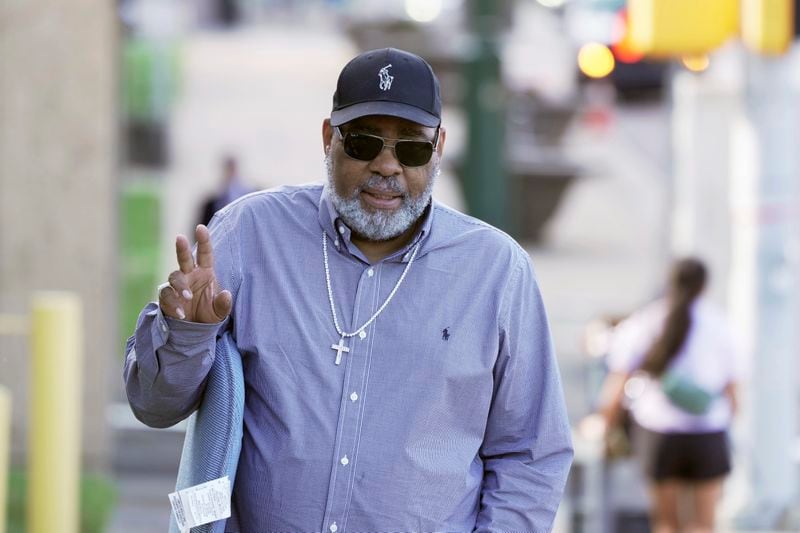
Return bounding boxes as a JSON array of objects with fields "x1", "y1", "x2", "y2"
[
  {"x1": 435, "y1": 126, "x2": 446, "y2": 158},
  {"x1": 322, "y1": 118, "x2": 333, "y2": 155}
]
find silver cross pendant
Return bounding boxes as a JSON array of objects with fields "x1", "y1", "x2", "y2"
[{"x1": 331, "y1": 336, "x2": 350, "y2": 365}]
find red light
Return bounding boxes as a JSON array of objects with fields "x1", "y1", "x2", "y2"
[
  {"x1": 611, "y1": 9, "x2": 646, "y2": 64},
  {"x1": 612, "y1": 42, "x2": 646, "y2": 63}
]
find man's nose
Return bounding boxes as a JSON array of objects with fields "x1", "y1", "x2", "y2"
[{"x1": 368, "y1": 144, "x2": 403, "y2": 176}]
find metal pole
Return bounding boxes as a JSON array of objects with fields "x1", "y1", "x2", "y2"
[
  {"x1": 28, "y1": 292, "x2": 83, "y2": 533},
  {"x1": 729, "y1": 49, "x2": 800, "y2": 528},
  {"x1": 462, "y1": 0, "x2": 510, "y2": 233}
]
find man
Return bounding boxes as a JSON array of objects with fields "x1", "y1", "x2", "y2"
[
  {"x1": 125, "y1": 47, "x2": 573, "y2": 532},
  {"x1": 198, "y1": 154, "x2": 253, "y2": 227}
]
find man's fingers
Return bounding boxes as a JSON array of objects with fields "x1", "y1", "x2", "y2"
[
  {"x1": 195, "y1": 224, "x2": 215, "y2": 269},
  {"x1": 158, "y1": 283, "x2": 186, "y2": 320},
  {"x1": 212, "y1": 290, "x2": 233, "y2": 321},
  {"x1": 167, "y1": 271, "x2": 193, "y2": 301},
  {"x1": 176, "y1": 234, "x2": 194, "y2": 274}
]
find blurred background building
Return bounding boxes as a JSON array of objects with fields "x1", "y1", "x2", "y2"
[{"x1": 1, "y1": 0, "x2": 799, "y2": 531}]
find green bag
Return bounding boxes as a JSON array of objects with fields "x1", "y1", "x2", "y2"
[{"x1": 661, "y1": 371, "x2": 715, "y2": 415}]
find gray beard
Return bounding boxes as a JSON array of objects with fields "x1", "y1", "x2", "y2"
[{"x1": 325, "y1": 150, "x2": 438, "y2": 242}]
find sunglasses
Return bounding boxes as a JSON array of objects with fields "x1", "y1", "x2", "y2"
[{"x1": 335, "y1": 126, "x2": 439, "y2": 167}]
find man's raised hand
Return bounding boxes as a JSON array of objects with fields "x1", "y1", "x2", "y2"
[{"x1": 158, "y1": 224, "x2": 233, "y2": 323}]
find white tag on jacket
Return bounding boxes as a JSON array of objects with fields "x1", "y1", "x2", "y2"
[{"x1": 168, "y1": 476, "x2": 231, "y2": 532}]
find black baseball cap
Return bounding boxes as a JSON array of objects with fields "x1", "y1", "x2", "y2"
[{"x1": 330, "y1": 48, "x2": 441, "y2": 128}]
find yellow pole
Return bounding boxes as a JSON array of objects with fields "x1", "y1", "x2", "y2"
[
  {"x1": 28, "y1": 292, "x2": 82, "y2": 533},
  {"x1": 0, "y1": 386, "x2": 10, "y2": 533}
]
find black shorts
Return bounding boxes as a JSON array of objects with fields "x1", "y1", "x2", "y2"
[{"x1": 633, "y1": 424, "x2": 731, "y2": 482}]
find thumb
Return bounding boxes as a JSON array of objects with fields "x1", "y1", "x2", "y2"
[{"x1": 212, "y1": 289, "x2": 233, "y2": 321}]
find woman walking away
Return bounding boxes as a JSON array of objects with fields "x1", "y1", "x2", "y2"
[{"x1": 598, "y1": 258, "x2": 743, "y2": 533}]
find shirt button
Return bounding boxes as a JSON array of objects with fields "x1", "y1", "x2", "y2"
[
  {"x1": 350, "y1": 392, "x2": 358, "y2": 402},
  {"x1": 329, "y1": 523, "x2": 338, "y2": 533},
  {"x1": 334, "y1": 238, "x2": 339, "y2": 247},
  {"x1": 340, "y1": 455, "x2": 349, "y2": 466},
  {"x1": 367, "y1": 268, "x2": 374, "y2": 277},
  {"x1": 358, "y1": 330, "x2": 367, "y2": 340},
  {"x1": 161, "y1": 322, "x2": 167, "y2": 333},
  {"x1": 403, "y1": 253, "x2": 410, "y2": 262},
  {"x1": 338, "y1": 225, "x2": 346, "y2": 235}
]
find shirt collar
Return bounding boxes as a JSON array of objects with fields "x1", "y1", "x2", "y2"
[{"x1": 318, "y1": 185, "x2": 435, "y2": 264}]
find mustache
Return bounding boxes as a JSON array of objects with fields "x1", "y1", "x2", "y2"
[{"x1": 358, "y1": 175, "x2": 407, "y2": 196}]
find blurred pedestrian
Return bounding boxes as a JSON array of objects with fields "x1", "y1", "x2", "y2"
[
  {"x1": 124, "y1": 47, "x2": 573, "y2": 531},
  {"x1": 216, "y1": 0, "x2": 240, "y2": 26},
  {"x1": 597, "y1": 257, "x2": 742, "y2": 533},
  {"x1": 197, "y1": 155, "x2": 253, "y2": 227}
]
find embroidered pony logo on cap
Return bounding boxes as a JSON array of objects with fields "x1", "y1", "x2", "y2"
[{"x1": 378, "y1": 64, "x2": 394, "y2": 91}]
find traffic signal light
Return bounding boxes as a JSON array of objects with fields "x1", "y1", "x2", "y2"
[
  {"x1": 627, "y1": 0, "x2": 738, "y2": 55},
  {"x1": 741, "y1": 0, "x2": 795, "y2": 55}
]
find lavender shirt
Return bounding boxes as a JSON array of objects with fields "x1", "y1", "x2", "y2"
[{"x1": 124, "y1": 184, "x2": 573, "y2": 532}]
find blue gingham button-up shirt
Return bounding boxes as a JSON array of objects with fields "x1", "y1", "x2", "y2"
[{"x1": 125, "y1": 184, "x2": 573, "y2": 532}]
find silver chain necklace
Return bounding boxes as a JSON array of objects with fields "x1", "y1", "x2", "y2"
[{"x1": 323, "y1": 230, "x2": 420, "y2": 365}]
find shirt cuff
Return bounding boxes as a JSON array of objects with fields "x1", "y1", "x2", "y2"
[{"x1": 151, "y1": 305, "x2": 229, "y2": 349}]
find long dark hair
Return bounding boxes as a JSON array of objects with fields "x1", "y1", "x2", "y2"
[{"x1": 640, "y1": 257, "x2": 707, "y2": 376}]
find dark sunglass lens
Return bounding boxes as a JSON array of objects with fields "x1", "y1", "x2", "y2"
[
  {"x1": 395, "y1": 141, "x2": 433, "y2": 167},
  {"x1": 345, "y1": 134, "x2": 383, "y2": 161}
]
